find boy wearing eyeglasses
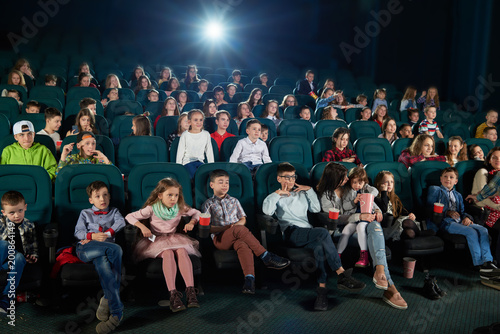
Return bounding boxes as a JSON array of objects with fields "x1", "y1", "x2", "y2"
[{"x1": 263, "y1": 162, "x2": 366, "y2": 311}]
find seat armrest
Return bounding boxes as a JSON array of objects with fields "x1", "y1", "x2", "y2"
[
  {"x1": 256, "y1": 213, "x2": 279, "y2": 234},
  {"x1": 315, "y1": 212, "x2": 338, "y2": 231},
  {"x1": 43, "y1": 223, "x2": 58, "y2": 264}
]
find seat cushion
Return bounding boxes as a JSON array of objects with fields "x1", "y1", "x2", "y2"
[
  {"x1": 439, "y1": 232, "x2": 468, "y2": 250},
  {"x1": 404, "y1": 236, "x2": 444, "y2": 255},
  {"x1": 213, "y1": 250, "x2": 240, "y2": 269},
  {"x1": 60, "y1": 263, "x2": 100, "y2": 286}
]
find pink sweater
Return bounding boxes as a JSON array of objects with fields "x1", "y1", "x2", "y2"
[{"x1": 125, "y1": 206, "x2": 201, "y2": 235}]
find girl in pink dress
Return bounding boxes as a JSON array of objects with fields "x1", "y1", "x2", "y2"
[{"x1": 125, "y1": 178, "x2": 201, "y2": 312}]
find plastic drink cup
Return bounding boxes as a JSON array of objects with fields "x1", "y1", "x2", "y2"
[
  {"x1": 199, "y1": 213, "x2": 211, "y2": 226},
  {"x1": 434, "y1": 203, "x2": 444, "y2": 213},
  {"x1": 329, "y1": 208, "x2": 340, "y2": 219}
]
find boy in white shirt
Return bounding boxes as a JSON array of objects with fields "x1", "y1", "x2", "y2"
[
  {"x1": 37, "y1": 107, "x2": 62, "y2": 149},
  {"x1": 230, "y1": 119, "x2": 271, "y2": 175}
]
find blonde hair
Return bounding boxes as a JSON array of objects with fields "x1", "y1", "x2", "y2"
[{"x1": 444, "y1": 136, "x2": 468, "y2": 166}]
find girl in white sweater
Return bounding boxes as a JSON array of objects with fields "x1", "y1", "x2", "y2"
[{"x1": 176, "y1": 109, "x2": 214, "y2": 178}]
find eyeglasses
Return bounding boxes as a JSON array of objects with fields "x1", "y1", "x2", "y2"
[{"x1": 279, "y1": 174, "x2": 297, "y2": 181}]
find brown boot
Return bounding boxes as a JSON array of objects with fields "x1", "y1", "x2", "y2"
[
  {"x1": 185, "y1": 286, "x2": 200, "y2": 308},
  {"x1": 169, "y1": 290, "x2": 186, "y2": 313}
]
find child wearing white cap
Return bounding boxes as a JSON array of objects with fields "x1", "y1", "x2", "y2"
[{"x1": 0, "y1": 121, "x2": 57, "y2": 180}]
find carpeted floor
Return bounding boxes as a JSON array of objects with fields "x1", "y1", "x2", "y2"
[{"x1": 1, "y1": 253, "x2": 499, "y2": 334}]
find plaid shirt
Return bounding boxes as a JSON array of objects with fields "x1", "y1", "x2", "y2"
[
  {"x1": 398, "y1": 149, "x2": 446, "y2": 168},
  {"x1": 322, "y1": 147, "x2": 361, "y2": 165},
  {"x1": 0, "y1": 214, "x2": 39, "y2": 258},
  {"x1": 201, "y1": 194, "x2": 246, "y2": 230},
  {"x1": 418, "y1": 119, "x2": 440, "y2": 136},
  {"x1": 477, "y1": 171, "x2": 500, "y2": 202}
]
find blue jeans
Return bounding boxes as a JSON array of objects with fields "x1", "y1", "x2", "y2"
[
  {"x1": 366, "y1": 221, "x2": 394, "y2": 286},
  {"x1": 184, "y1": 161, "x2": 204, "y2": 179},
  {"x1": 76, "y1": 241, "x2": 123, "y2": 316},
  {"x1": 242, "y1": 162, "x2": 262, "y2": 174},
  {"x1": 0, "y1": 240, "x2": 26, "y2": 298},
  {"x1": 445, "y1": 222, "x2": 493, "y2": 266},
  {"x1": 285, "y1": 226, "x2": 342, "y2": 284}
]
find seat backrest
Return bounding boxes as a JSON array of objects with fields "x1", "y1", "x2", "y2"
[
  {"x1": 218, "y1": 103, "x2": 238, "y2": 118},
  {"x1": 262, "y1": 93, "x2": 285, "y2": 104},
  {"x1": 232, "y1": 92, "x2": 250, "y2": 103},
  {"x1": 0, "y1": 113, "x2": 9, "y2": 139},
  {"x1": 364, "y1": 162, "x2": 413, "y2": 211},
  {"x1": 155, "y1": 115, "x2": 179, "y2": 139},
  {"x1": 55, "y1": 164, "x2": 125, "y2": 246},
  {"x1": 348, "y1": 120, "x2": 382, "y2": 142},
  {"x1": 455, "y1": 160, "x2": 485, "y2": 196},
  {"x1": 128, "y1": 162, "x2": 192, "y2": 211},
  {"x1": 353, "y1": 137, "x2": 393, "y2": 164},
  {"x1": 0, "y1": 97, "x2": 21, "y2": 124},
  {"x1": 443, "y1": 123, "x2": 470, "y2": 139},
  {"x1": 312, "y1": 136, "x2": 332, "y2": 165},
  {"x1": 0, "y1": 84, "x2": 27, "y2": 102},
  {"x1": 144, "y1": 101, "x2": 163, "y2": 121},
  {"x1": 219, "y1": 136, "x2": 244, "y2": 162},
  {"x1": 344, "y1": 108, "x2": 363, "y2": 124},
  {"x1": 391, "y1": 138, "x2": 412, "y2": 161},
  {"x1": 106, "y1": 100, "x2": 143, "y2": 124},
  {"x1": 102, "y1": 88, "x2": 135, "y2": 101},
  {"x1": 465, "y1": 138, "x2": 494, "y2": 158},
  {"x1": 254, "y1": 162, "x2": 309, "y2": 210},
  {"x1": 117, "y1": 136, "x2": 168, "y2": 175},
  {"x1": 409, "y1": 160, "x2": 450, "y2": 212},
  {"x1": 67, "y1": 87, "x2": 101, "y2": 104},
  {"x1": 283, "y1": 106, "x2": 302, "y2": 120},
  {"x1": 109, "y1": 115, "x2": 135, "y2": 141},
  {"x1": 295, "y1": 94, "x2": 316, "y2": 109},
  {"x1": 182, "y1": 102, "x2": 203, "y2": 113},
  {"x1": 15, "y1": 113, "x2": 46, "y2": 133},
  {"x1": 169, "y1": 136, "x2": 219, "y2": 163},
  {"x1": 29, "y1": 86, "x2": 65, "y2": 107},
  {"x1": 269, "y1": 85, "x2": 293, "y2": 95},
  {"x1": 60, "y1": 134, "x2": 115, "y2": 164},
  {"x1": 269, "y1": 136, "x2": 313, "y2": 170},
  {"x1": 244, "y1": 84, "x2": 268, "y2": 94},
  {"x1": 278, "y1": 119, "x2": 314, "y2": 144},
  {"x1": 314, "y1": 120, "x2": 348, "y2": 139},
  {"x1": 0, "y1": 165, "x2": 52, "y2": 225},
  {"x1": 194, "y1": 162, "x2": 255, "y2": 229}
]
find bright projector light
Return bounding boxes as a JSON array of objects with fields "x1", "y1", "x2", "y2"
[{"x1": 206, "y1": 22, "x2": 223, "y2": 39}]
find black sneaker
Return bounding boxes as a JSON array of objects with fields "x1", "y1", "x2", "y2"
[
  {"x1": 480, "y1": 270, "x2": 500, "y2": 280},
  {"x1": 423, "y1": 277, "x2": 441, "y2": 300},
  {"x1": 242, "y1": 276, "x2": 255, "y2": 294},
  {"x1": 337, "y1": 268, "x2": 366, "y2": 292},
  {"x1": 480, "y1": 262, "x2": 500, "y2": 273},
  {"x1": 262, "y1": 252, "x2": 291, "y2": 270},
  {"x1": 314, "y1": 287, "x2": 328, "y2": 311},
  {"x1": 431, "y1": 276, "x2": 447, "y2": 297}
]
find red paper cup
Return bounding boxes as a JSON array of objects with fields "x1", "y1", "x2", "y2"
[
  {"x1": 329, "y1": 208, "x2": 339, "y2": 219},
  {"x1": 56, "y1": 140, "x2": 62, "y2": 147},
  {"x1": 199, "y1": 213, "x2": 211, "y2": 226},
  {"x1": 434, "y1": 203, "x2": 444, "y2": 213}
]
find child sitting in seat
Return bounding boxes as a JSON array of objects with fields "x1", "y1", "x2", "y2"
[
  {"x1": 1, "y1": 121, "x2": 57, "y2": 181},
  {"x1": 0, "y1": 191, "x2": 38, "y2": 313},
  {"x1": 126, "y1": 178, "x2": 201, "y2": 312},
  {"x1": 418, "y1": 106, "x2": 443, "y2": 138},
  {"x1": 338, "y1": 167, "x2": 381, "y2": 267},
  {"x1": 74, "y1": 181, "x2": 125, "y2": 333},
  {"x1": 233, "y1": 102, "x2": 254, "y2": 129},
  {"x1": 203, "y1": 169, "x2": 290, "y2": 294},
  {"x1": 57, "y1": 132, "x2": 112, "y2": 175},
  {"x1": 427, "y1": 168, "x2": 499, "y2": 277},
  {"x1": 264, "y1": 162, "x2": 365, "y2": 311},
  {"x1": 260, "y1": 124, "x2": 269, "y2": 143},
  {"x1": 483, "y1": 127, "x2": 498, "y2": 145},
  {"x1": 226, "y1": 84, "x2": 237, "y2": 103},
  {"x1": 398, "y1": 123, "x2": 414, "y2": 139},
  {"x1": 167, "y1": 113, "x2": 188, "y2": 148},
  {"x1": 25, "y1": 101, "x2": 40, "y2": 114},
  {"x1": 378, "y1": 117, "x2": 399, "y2": 144},
  {"x1": 322, "y1": 127, "x2": 362, "y2": 166},
  {"x1": 372, "y1": 88, "x2": 388, "y2": 111},
  {"x1": 176, "y1": 109, "x2": 214, "y2": 178},
  {"x1": 131, "y1": 114, "x2": 152, "y2": 136},
  {"x1": 360, "y1": 107, "x2": 372, "y2": 121},
  {"x1": 475, "y1": 109, "x2": 498, "y2": 138},
  {"x1": 261, "y1": 100, "x2": 282, "y2": 128},
  {"x1": 197, "y1": 79, "x2": 209, "y2": 99},
  {"x1": 210, "y1": 110, "x2": 235, "y2": 152},
  {"x1": 66, "y1": 108, "x2": 98, "y2": 137},
  {"x1": 45, "y1": 74, "x2": 57, "y2": 86},
  {"x1": 229, "y1": 119, "x2": 271, "y2": 175},
  {"x1": 37, "y1": 107, "x2": 62, "y2": 148},
  {"x1": 102, "y1": 88, "x2": 119, "y2": 108},
  {"x1": 299, "y1": 105, "x2": 315, "y2": 127},
  {"x1": 407, "y1": 108, "x2": 420, "y2": 127}
]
